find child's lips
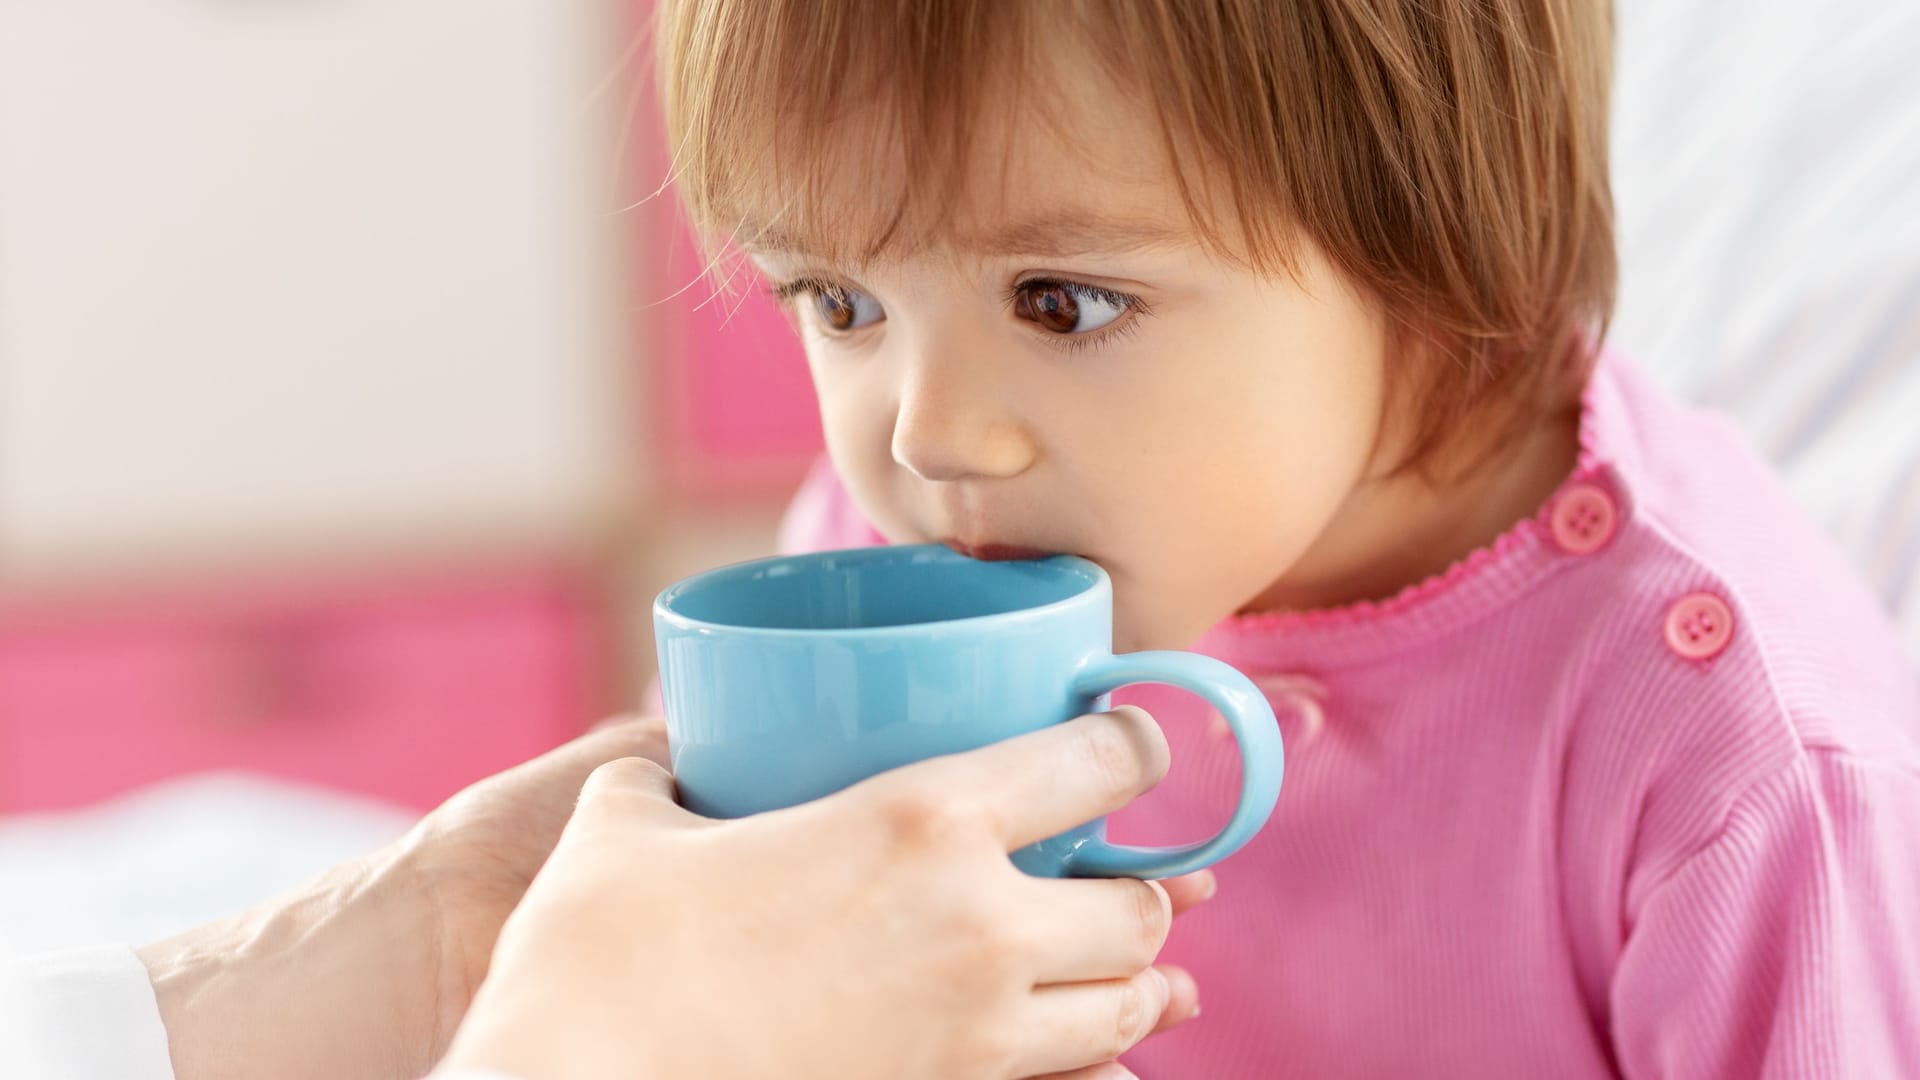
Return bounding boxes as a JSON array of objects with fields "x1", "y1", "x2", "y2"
[{"x1": 942, "y1": 539, "x2": 1055, "y2": 562}]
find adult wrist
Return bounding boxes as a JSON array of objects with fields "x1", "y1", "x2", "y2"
[{"x1": 136, "y1": 846, "x2": 438, "y2": 1080}]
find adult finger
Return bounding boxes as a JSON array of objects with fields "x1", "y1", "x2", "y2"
[
  {"x1": 572, "y1": 755, "x2": 687, "y2": 829},
  {"x1": 504, "y1": 715, "x2": 671, "y2": 797},
  {"x1": 1014, "y1": 877, "x2": 1171, "y2": 983},
  {"x1": 867, "y1": 707, "x2": 1168, "y2": 851},
  {"x1": 1026, "y1": 965, "x2": 1197, "y2": 1078},
  {"x1": 1012, "y1": 966, "x2": 1170, "y2": 1078},
  {"x1": 1031, "y1": 1063, "x2": 1138, "y2": 1080},
  {"x1": 414, "y1": 716, "x2": 673, "y2": 856}
]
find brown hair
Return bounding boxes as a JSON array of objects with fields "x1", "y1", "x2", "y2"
[{"x1": 654, "y1": 0, "x2": 1617, "y2": 477}]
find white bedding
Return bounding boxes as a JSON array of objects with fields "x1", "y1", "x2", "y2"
[
  {"x1": 0, "y1": 775, "x2": 413, "y2": 954},
  {"x1": 1610, "y1": 0, "x2": 1920, "y2": 662}
]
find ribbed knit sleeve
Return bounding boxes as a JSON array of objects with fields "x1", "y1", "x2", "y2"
[{"x1": 1611, "y1": 751, "x2": 1920, "y2": 1077}]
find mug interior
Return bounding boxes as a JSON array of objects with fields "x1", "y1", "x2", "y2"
[{"x1": 661, "y1": 546, "x2": 1101, "y2": 631}]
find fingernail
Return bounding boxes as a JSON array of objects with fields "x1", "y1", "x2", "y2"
[
  {"x1": 1150, "y1": 967, "x2": 1170, "y2": 1002},
  {"x1": 1202, "y1": 871, "x2": 1219, "y2": 900},
  {"x1": 1097, "y1": 1065, "x2": 1138, "y2": 1080}
]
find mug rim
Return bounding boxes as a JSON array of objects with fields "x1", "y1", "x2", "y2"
[{"x1": 653, "y1": 543, "x2": 1110, "y2": 640}]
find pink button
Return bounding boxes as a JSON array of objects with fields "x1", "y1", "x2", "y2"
[
  {"x1": 1550, "y1": 483, "x2": 1618, "y2": 555},
  {"x1": 1664, "y1": 592, "x2": 1735, "y2": 661}
]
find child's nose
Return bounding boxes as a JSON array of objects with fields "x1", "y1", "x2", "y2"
[{"x1": 889, "y1": 362, "x2": 1038, "y2": 483}]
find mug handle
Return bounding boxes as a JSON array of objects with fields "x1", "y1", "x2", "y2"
[{"x1": 1063, "y1": 652, "x2": 1285, "y2": 879}]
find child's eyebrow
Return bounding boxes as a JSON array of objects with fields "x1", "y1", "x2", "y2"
[
  {"x1": 740, "y1": 209, "x2": 1188, "y2": 263},
  {"x1": 951, "y1": 211, "x2": 1190, "y2": 259}
]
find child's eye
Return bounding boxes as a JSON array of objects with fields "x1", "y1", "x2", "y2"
[
  {"x1": 779, "y1": 282, "x2": 883, "y2": 332},
  {"x1": 770, "y1": 277, "x2": 885, "y2": 333},
  {"x1": 815, "y1": 285, "x2": 884, "y2": 331},
  {"x1": 1012, "y1": 279, "x2": 1134, "y2": 335}
]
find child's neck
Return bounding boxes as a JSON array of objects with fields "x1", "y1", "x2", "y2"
[{"x1": 1244, "y1": 403, "x2": 1583, "y2": 616}]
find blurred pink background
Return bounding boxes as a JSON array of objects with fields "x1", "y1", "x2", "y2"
[
  {"x1": 0, "y1": 0, "x2": 835, "y2": 949},
  {"x1": 0, "y1": 1, "x2": 818, "y2": 826}
]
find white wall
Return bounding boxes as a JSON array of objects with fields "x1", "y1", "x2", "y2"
[{"x1": 0, "y1": 0, "x2": 642, "y2": 580}]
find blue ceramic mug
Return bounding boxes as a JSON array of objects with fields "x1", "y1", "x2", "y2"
[{"x1": 652, "y1": 544, "x2": 1284, "y2": 878}]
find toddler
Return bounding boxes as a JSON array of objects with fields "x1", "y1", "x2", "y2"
[{"x1": 654, "y1": 1, "x2": 1920, "y2": 1075}]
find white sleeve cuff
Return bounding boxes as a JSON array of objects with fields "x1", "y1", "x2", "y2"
[{"x1": 0, "y1": 944, "x2": 175, "y2": 1080}]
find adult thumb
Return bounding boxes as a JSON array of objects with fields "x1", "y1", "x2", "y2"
[{"x1": 575, "y1": 755, "x2": 685, "y2": 826}]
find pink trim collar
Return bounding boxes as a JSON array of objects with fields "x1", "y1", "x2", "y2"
[{"x1": 1201, "y1": 350, "x2": 1628, "y2": 666}]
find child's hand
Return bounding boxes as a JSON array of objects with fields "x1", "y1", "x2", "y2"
[{"x1": 440, "y1": 707, "x2": 1202, "y2": 1080}]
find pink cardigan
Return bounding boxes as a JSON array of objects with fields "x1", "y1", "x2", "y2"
[{"x1": 777, "y1": 354, "x2": 1920, "y2": 1077}]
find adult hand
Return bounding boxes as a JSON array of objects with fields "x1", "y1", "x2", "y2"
[
  {"x1": 137, "y1": 717, "x2": 671, "y2": 1080},
  {"x1": 439, "y1": 706, "x2": 1205, "y2": 1080}
]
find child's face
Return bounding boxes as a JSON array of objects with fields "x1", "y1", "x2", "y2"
[{"x1": 744, "y1": 51, "x2": 1393, "y2": 651}]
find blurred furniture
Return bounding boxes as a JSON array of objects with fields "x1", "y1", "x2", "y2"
[
  {"x1": 645, "y1": 223, "x2": 825, "y2": 501},
  {"x1": 616, "y1": 0, "x2": 826, "y2": 693},
  {"x1": 0, "y1": 2, "x2": 646, "y2": 812},
  {"x1": 0, "y1": 566, "x2": 596, "y2": 813}
]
